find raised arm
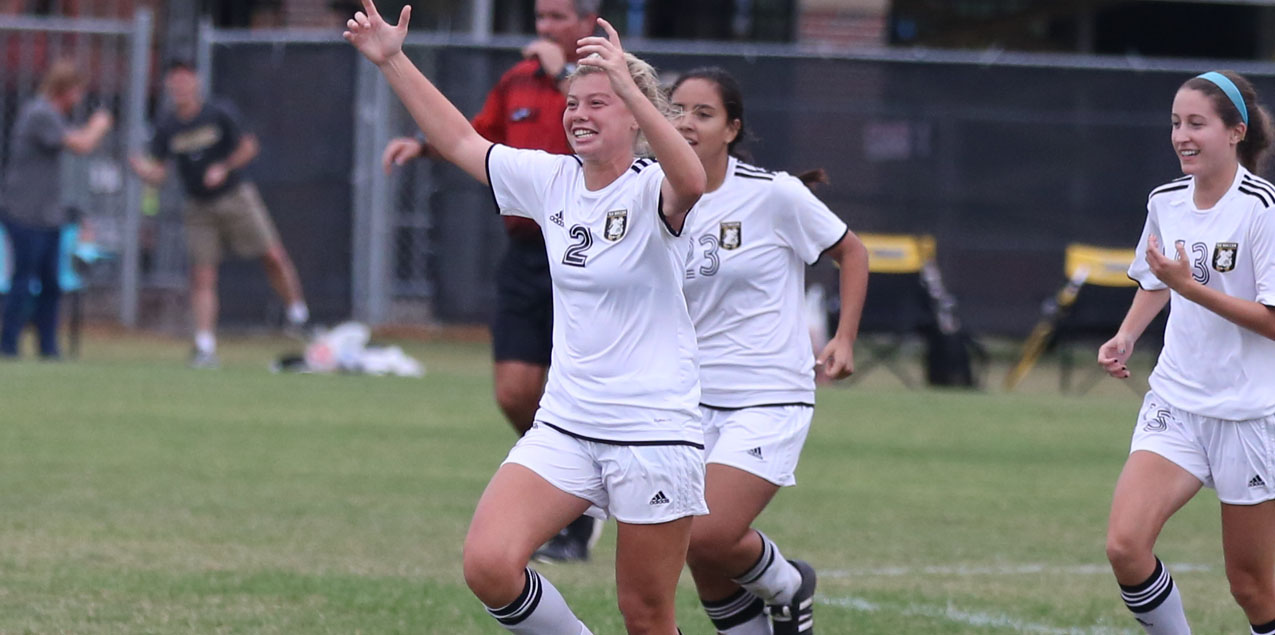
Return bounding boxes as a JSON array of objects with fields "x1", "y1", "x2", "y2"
[
  {"x1": 63, "y1": 109, "x2": 113, "y2": 155},
  {"x1": 576, "y1": 19, "x2": 704, "y2": 229},
  {"x1": 343, "y1": 0, "x2": 492, "y2": 184}
]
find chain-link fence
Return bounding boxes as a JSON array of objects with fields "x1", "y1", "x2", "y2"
[
  {"x1": 195, "y1": 28, "x2": 357, "y2": 328},
  {"x1": 356, "y1": 38, "x2": 1275, "y2": 335}
]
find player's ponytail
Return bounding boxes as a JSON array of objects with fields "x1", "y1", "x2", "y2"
[
  {"x1": 796, "y1": 168, "x2": 829, "y2": 191},
  {"x1": 1240, "y1": 103, "x2": 1273, "y2": 173}
]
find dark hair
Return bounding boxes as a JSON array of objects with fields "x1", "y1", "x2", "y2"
[
  {"x1": 670, "y1": 67, "x2": 829, "y2": 190},
  {"x1": 1183, "y1": 70, "x2": 1273, "y2": 173},
  {"x1": 165, "y1": 59, "x2": 196, "y2": 74},
  {"x1": 669, "y1": 66, "x2": 750, "y2": 159},
  {"x1": 796, "y1": 168, "x2": 829, "y2": 190}
]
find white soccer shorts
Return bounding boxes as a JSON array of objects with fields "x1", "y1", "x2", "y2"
[
  {"x1": 1130, "y1": 391, "x2": 1275, "y2": 505},
  {"x1": 503, "y1": 422, "x2": 708, "y2": 524},
  {"x1": 701, "y1": 404, "x2": 814, "y2": 487}
]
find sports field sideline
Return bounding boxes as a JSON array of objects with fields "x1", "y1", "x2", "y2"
[{"x1": 0, "y1": 332, "x2": 1239, "y2": 633}]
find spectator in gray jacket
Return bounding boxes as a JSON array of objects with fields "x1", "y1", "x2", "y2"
[{"x1": 1, "y1": 60, "x2": 112, "y2": 358}]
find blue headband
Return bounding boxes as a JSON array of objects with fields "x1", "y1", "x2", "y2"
[{"x1": 1196, "y1": 71, "x2": 1249, "y2": 126}]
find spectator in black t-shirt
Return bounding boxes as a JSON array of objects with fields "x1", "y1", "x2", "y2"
[{"x1": 130, "y1": 61, "x2": 308, "y2": 369}]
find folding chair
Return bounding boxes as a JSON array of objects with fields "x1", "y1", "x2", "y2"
[
  {"x1": 59, "y1": 222, "x2": 114, "y2": 358},
  {"x1": 1005, "y1": 244, "x2": 1160, "y2": 393},
  {"x1": 849, "y1": 233, "x2": 939, "y2": 388}
]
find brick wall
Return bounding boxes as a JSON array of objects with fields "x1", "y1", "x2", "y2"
[
  {"x1": 282, "y1": 0, "x2": 340, "y2": 27},
  {"x1": 797, "y1": 4, "x2": 888, "y2": 49}
]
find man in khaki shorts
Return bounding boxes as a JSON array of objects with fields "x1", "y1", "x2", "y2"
[{"x1": 131, "y1": 61, "x2": 308, "y2": 368}]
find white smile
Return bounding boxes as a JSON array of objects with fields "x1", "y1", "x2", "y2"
[{"x1": 1180, "y1": 149, "x2": 1199, "y2": 157}]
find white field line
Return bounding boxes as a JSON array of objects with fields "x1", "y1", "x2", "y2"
[
  {"x1": 818, "y1": 563, "x2": 1214, "y2": 634},
  {"x1": 823, "y1": 562, "x2": 1213, "y2": 578},
  {"x1": 823, "y1": 595, "x2": 1138, "y2": 634}
]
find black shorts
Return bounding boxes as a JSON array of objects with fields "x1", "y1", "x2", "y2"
[{"x1": 491, "y1": 238, "x2": 553, "y2": 365}]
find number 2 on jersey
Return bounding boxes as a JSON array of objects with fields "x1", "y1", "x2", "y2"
[{"x1": 563, "y1": 224, "x2": 593, "y2": 267}]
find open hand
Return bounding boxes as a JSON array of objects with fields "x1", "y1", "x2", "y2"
[
  {"x1": 342, "y1": 0, "x2": 411, "y2": 67},
  {"x1": 1146, "y1": 235, "x2": 1193, "y2": 292},
  {"x1": 523, "y1": 39, "x2": 567, "y2": 79},
  {"x1": 381, "y1": 137, "x2": 424, "y2": 174},
  {"x1": 575, "y1": 18, "x2": 638, "y2": 99}
]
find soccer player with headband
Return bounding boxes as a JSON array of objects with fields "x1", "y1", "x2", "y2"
[{"x1": 1099, "y1": 69, "x2": 1275, "y2": 635}]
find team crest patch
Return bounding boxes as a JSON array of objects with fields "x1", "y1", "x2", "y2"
[
  {"x1": 604, "y1": 210, "x2": 628, "y2": 241},
  {"x1": 720, "y1": 221, "x2": 742, "y2": 250},
  {"x1": 1213, "y1": 242, "x2": 1238, "y2": 272}
]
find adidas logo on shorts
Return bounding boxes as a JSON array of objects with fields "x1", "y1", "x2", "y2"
[
  {"x1": 649, "y1": 491, "x2": 670, "y2": 505},
  {"x1": 1250, "y1": 474, "x2": 1267, "y2": 488},
  {"x1": 747, "y1": 447, "x2": 763, "y2": 459}
]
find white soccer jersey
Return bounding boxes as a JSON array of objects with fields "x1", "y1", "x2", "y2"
[
  {"x1": 1129, "y1": 165, "x2": 1275, "y2": 420},
  {"x1": 682, "y1": 157, "x2": 849, "y2": 408},
  {"x1": 486, "y1": 144, "x2": 702, "y2": 445}
]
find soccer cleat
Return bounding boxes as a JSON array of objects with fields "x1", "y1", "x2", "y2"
[
  {"x1": 532, "y1": 532, "x2": 589, "y2": 563},
  {"x1": 188, "y1": 349, "x2": 220, "y2": 370},
  {"x1": 532, "y1": 515, "x2": 598, "y2": 563},
  {"x1": 768, "y1": 559, "x2": 816, "y2": 634}
]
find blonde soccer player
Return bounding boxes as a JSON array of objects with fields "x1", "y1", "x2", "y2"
[
  {"x1": 345, "y1": 2, "x2": 707, "y2": 633},
  {"x1": 380, "y1": 0, "x2": 606, "y2": 565},
  {"x1": 670, "y1": 67, "x2": 869, "y2": 635},
  {"x1": 1100, "y1": 70, "x2": 1275, "y2": 635}
]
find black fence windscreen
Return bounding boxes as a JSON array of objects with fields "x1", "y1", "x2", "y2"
[
  {"x1": 208, "y1": 42, "x2": 356, "y2": 327},
  {"x1": 214, "y1": 37, "x2": 1273, "y2": 336}
]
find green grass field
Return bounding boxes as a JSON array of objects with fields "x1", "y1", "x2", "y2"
[{"x1": 0, "y1": 332, "x2": 1244, "y2": 633}]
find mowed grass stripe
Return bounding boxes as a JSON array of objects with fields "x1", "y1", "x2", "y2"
[{"x1": 0, "y1": 334, "x2": 1243, "y2": 633}]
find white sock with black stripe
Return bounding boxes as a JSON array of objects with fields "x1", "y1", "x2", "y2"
[
  {"x1": 702, "y1": 587, "x2": 770, "y2": 634},
  {"x1": 485, "y1": 568, "x2": 592, "y2": 634},
  {"x1": 1119, "y1": 557, "x2": 1190, "y2": 634},
  {"x1": 731, "y1": 530, "x2": 802, "y2": 606}
]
